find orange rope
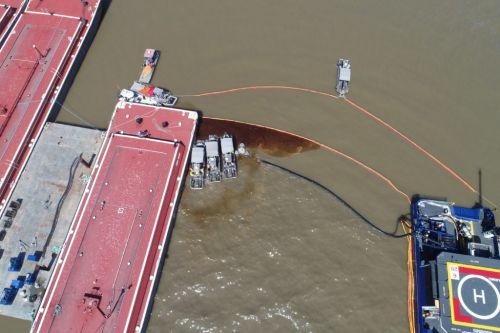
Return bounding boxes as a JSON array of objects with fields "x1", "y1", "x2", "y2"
[{"x1": 205, "y1": 116, "x2": 411, "y2": 203}]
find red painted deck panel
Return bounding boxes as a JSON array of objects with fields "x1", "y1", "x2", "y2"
[
  {"x1": 27, "y1": 0, "x2": 99, "y2": 19},
  {"x1": 33, "y1": 102, "x2": 198, "y2": 333},
  {"x1": 0, "y1": 12, "x2": 83, "y2": 200},
  {"x1": 1, "y1": 0, "x2": 25, "y2": 6},
  {"x1": 0, "y1": 1, "x2": 24, "y2": 41},
  {"x1": 0, "y1": 0, "x2": 101, "y2": 213},
  {"x1": 0, "y1": 6, "x2": 14, "y2": 33}
]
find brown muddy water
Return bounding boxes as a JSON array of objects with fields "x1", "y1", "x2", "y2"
[{"x1": 3, "y1": 0, "x2": 500, "y2": 332}]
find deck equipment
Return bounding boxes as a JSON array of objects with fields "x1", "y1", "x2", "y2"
[{"x1": 410, "y1": 197, "x2": 500, "y2": 333}]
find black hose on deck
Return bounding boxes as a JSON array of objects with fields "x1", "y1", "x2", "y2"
[
  {"x1": 42, "y1": 154, "x2": 82, "y2": 257},
  {"x1": 258, "y1": 159, "x2": 411, "y2": 238}
]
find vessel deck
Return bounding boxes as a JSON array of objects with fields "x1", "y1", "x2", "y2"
[
  {"x1": 0, "y1": 11, "x2": 84, "y2": 203},
  {"x1": 0, "y1": 0, "x2": 101, "y2": 218},
  {"x1": 0, "y1": 122, "x2": 103, "y2": 320},
  {"x1": 0, "y1": 1, "x2": 24, "y2": 40},
  {"x1": 0, "y1": 5, "x2": 13, "y2": 33},
  {"x1": 27, "y1": 0, "x2": 97, "y2": 18},
  {"x1": 436, "y1": 253, "x2": 500, "y2": 332},
  {"x1": 33, "y1": 102, "x2": 198, "y2": 333}
]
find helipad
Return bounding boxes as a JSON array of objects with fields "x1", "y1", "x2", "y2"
[{"x1": 439, "y1": 253, "x2": 500, "y2": 332}]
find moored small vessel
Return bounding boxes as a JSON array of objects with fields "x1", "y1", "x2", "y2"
[
  {"x1": 205, "y1": 135, "x2": 221, "y2": 183},
  {"x1": 336, "y1": 58, "x2": 351, "y2": 98},
  {"x1": 220, "y1": 133, "x2": 237, "y2": 179},
  {"x1": 119, "y1": 81, "x2": 177, "y2": 107},
  {"x1": 138, "y1": 48, "x2": 159, "y2": 84},
  {"x1": 190, "y1": 142, "x2": 206, "y2": 189}
]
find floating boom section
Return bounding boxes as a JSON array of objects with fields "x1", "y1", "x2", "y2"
[
  {"x1": 0, "y1": 0, "x2": 102, "y2": 214},
  {"x1": 32, "y1": 102, "x2": 198, "y2": 333},
  {"x1": 205, "y1": 137, "x2": 221, "y2": 183}
]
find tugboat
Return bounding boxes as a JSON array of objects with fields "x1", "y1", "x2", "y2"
[
  {"x1": 220, "y1": 133, "x2": 237, "y2": 179},
  {"x1": 139, "y1": 49, "x2": 160, "y2": 84},
  {"x1": 336, "y1": 58, "x2": 351, "y2": 98},
  {"x1": 409, "y1": 197, "x2": 500, "y2": 333},
  {"x1": 119, "y1": 81, "x2": 177, "y2": 107},
  {"x1": 130, "y1": 81, "x2": 178, "y2": 106},
  {"x1": 189, "y1": 142, "x2": 205, "y2": 189},
  {"x1": 205, "y1": 135, "x2": 221, "y2": 183}
]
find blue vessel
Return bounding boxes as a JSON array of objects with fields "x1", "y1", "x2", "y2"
[{"x1": 410, "y1": 197, "x2": 500, "y2": 333}]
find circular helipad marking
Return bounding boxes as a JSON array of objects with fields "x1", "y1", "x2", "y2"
[{"x1": 457, "y1": 274, "x2": 500, "y2": 320}]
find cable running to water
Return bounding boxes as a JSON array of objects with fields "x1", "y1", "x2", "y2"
[{"x1": 260, "y1": 159, "x2": 411, "y2": 238}]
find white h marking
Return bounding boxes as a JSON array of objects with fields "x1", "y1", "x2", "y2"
[{"x1": 473, "y1": 288, "x2": 486, "y2": 304}]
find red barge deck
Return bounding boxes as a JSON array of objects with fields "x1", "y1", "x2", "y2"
[
  {"x1": 0, "y1": 0, "x2": 102, "y2": 214},
  {"x1": 0, "y1": 1, "x2": 26, "y2": 45},
  {"x1": 32, "y1": 102, "x2": 198, "y2": 333}
]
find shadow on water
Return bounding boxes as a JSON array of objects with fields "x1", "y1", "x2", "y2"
[{"x1": 198, "y1": 117, "x2": 320, "y2": 157}]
